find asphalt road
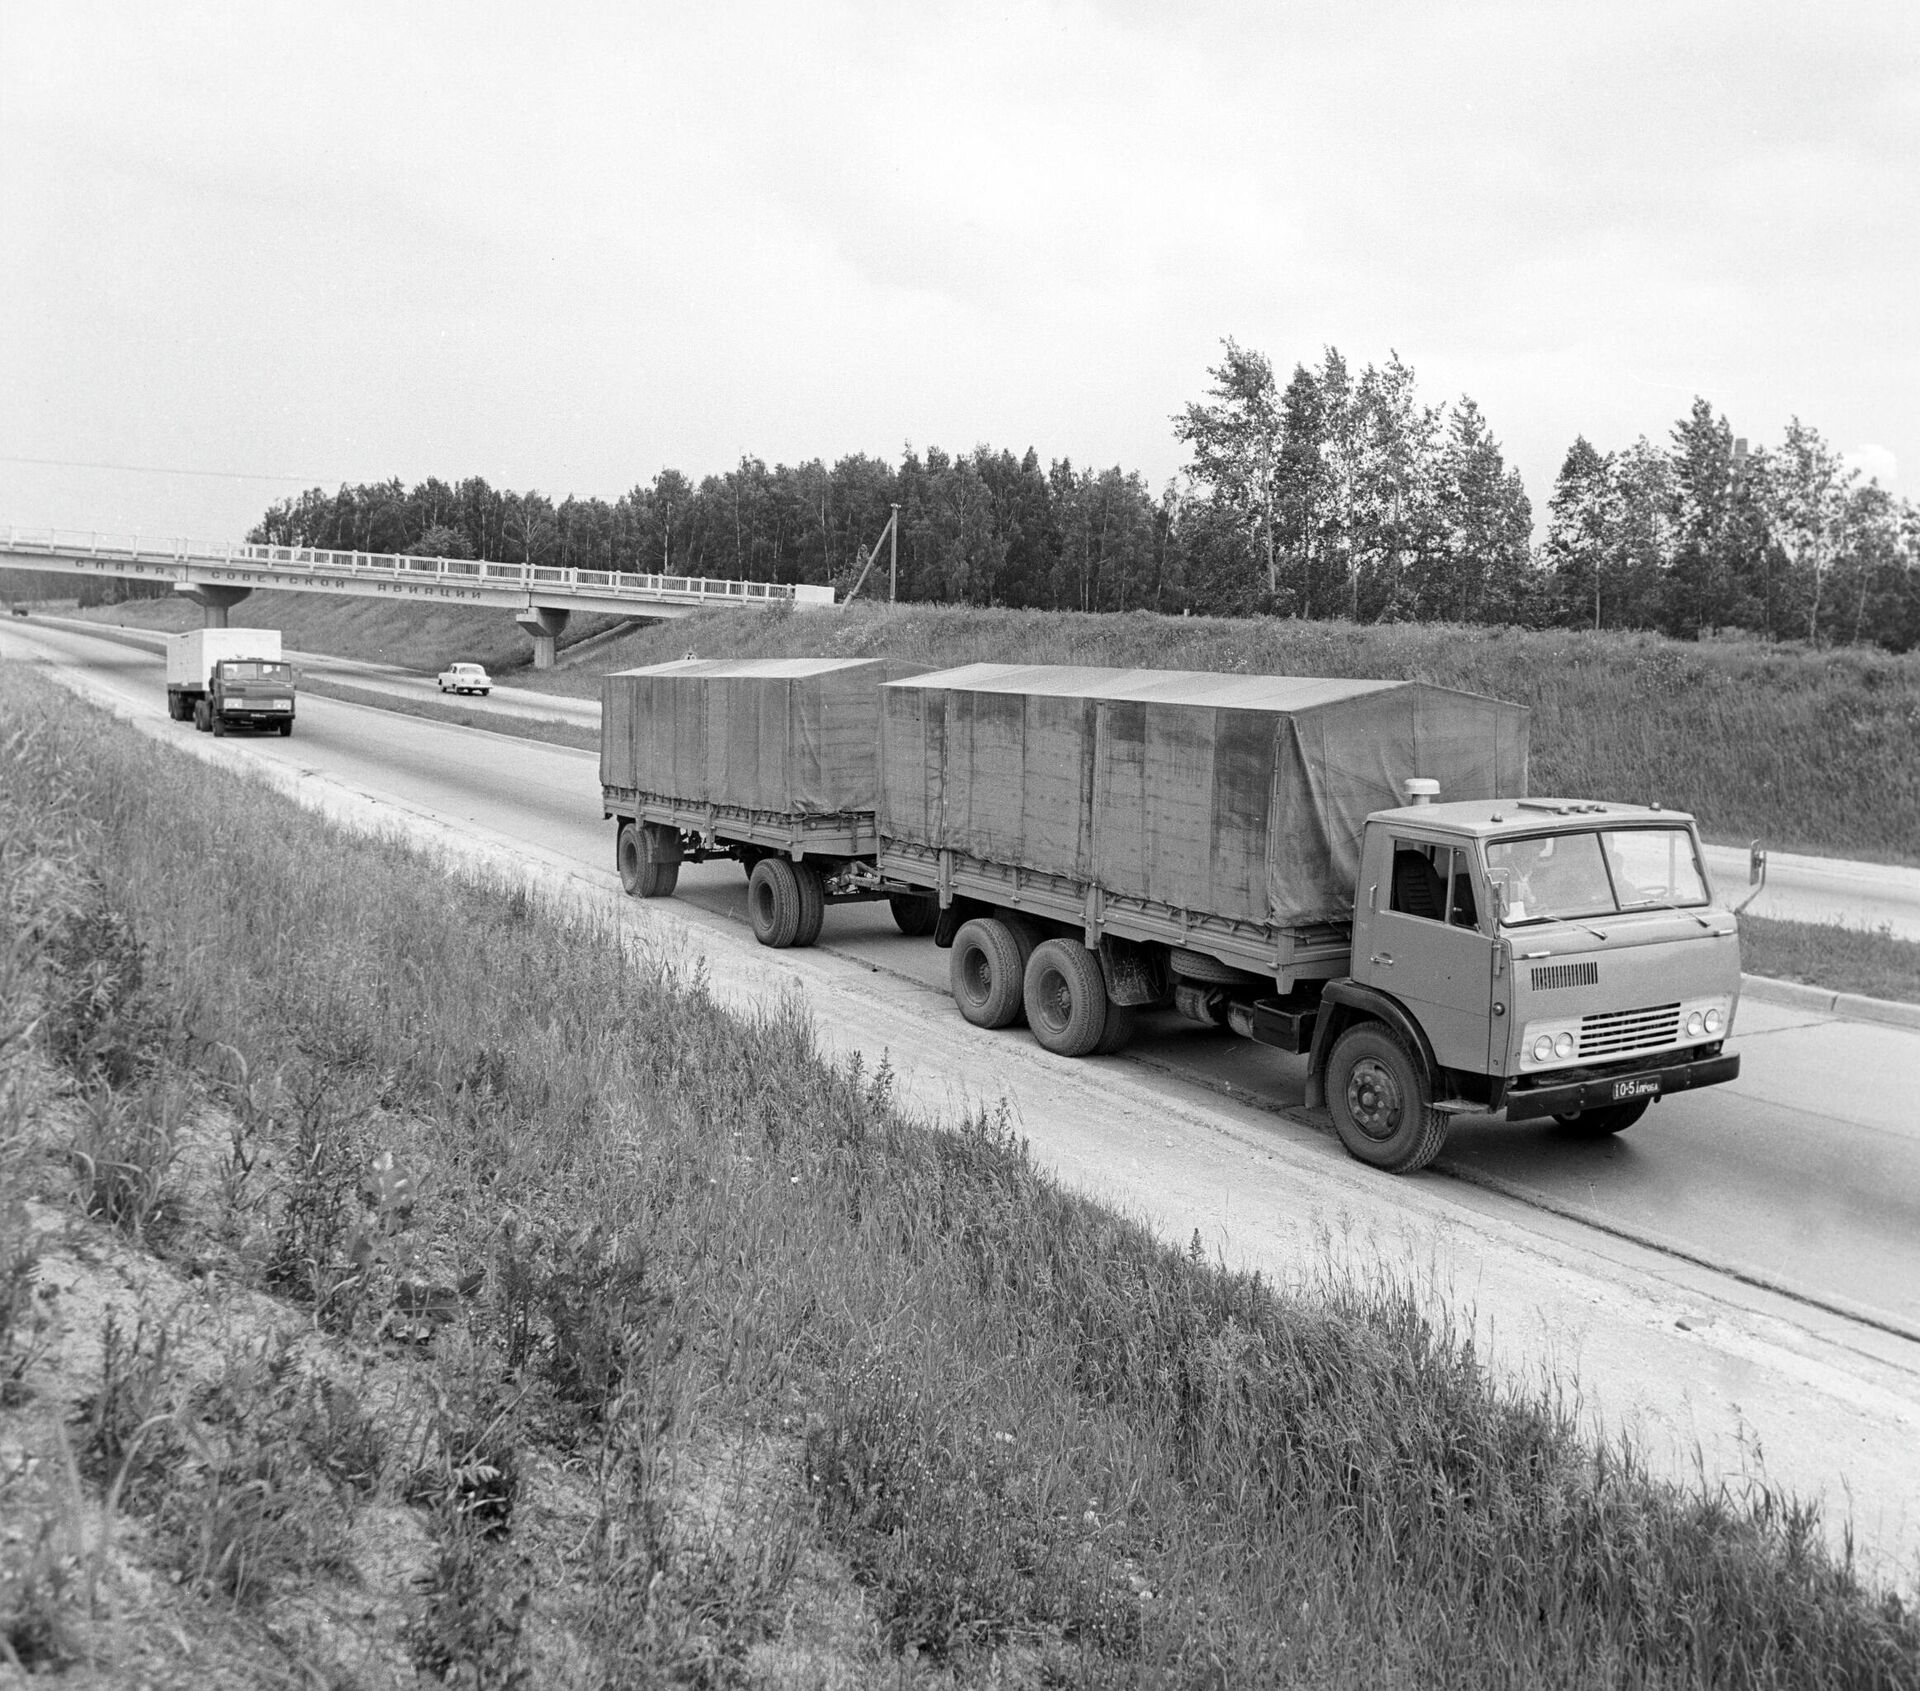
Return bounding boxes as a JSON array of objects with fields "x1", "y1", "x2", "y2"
[{"x1": 10, "y1": 616, "x2": 1918, "y2": 1335}]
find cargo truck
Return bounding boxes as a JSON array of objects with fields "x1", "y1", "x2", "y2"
[
  {"x1": 603, "y1": 660, "x2": 1750, "y2": 1173},
  {"x1": 166, "y1": 629, "x2": 297, "y2": 736}
]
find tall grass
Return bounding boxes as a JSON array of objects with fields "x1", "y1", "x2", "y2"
[{"x1": 3, "y1": 666, "x2": 1918, "y2": 1685}]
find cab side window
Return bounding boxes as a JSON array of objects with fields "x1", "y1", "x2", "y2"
[{"x1": 1390, "y1": 842, "x2": 1450, "y2": 921}]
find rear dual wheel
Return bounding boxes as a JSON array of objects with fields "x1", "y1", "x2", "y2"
[
  {"x1": 616, "y1": 822, "x2": 679, "y2": 899},
  {"x1": 1023, "y1": 937, "x2": 1133, "y2": 1057},
  {"x1": 748, "y1": 857, "x2": 825, "y2": 948}
]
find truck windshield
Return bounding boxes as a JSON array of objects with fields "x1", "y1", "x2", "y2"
[
  {"x1": 221, "y1": 662, "x2": 291, "y2": 682},
  {"x1": 1486, "y1": 827, "x2": 1709, "y2": 925}
]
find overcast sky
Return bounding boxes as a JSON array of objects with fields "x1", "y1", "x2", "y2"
[{"x1": 3, "y1": 1, "x2": 1914, "y2": 546}]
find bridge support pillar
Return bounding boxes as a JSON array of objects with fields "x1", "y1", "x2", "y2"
[
  {"x1": 515, "y1": 605, "x2": 571, "y2": 670},
  {"x1": 174, "y1": 581, "x2": 253, "y2": 628}
]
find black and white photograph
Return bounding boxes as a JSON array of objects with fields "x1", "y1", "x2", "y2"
[{"x1": 2, "y1": 4, "x2": 1917, "y2": 1684}]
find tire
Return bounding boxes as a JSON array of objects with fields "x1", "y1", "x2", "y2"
[
  {"x1": 748, "y1": 858, "x2": 805, "y2": 948},
  {"x1": 1092, "y1": 1000, "x2": 1135, "y2": 1055},
  {"x1": 616, "y1": 822, "x2": 678, "y2": 898},
  {"x1": 1552, "y1": 1099, "x2": 1650, "y2": 1136},
  {"x1": 1169, "y1": 946, "x2": 1268, "y2": 987},
  {"x1": 950, "y1": 918, "x2": 1028, "y2": 1029},
  {"x1": 792, "y1": 862, "x2": 826, "y2": 948},
  {"x1": 479, "y1": 689, "x2": 490, "y2": 696},
  {"x1": 889, "y1": 892, "x2": 939, "y2": 937},
  {"x1": 211, "y1": 711, "x2": 226, "y2": 737},
  {"x1": 280, "y1": 721, "x2": 293, "y2": 738},
  {"x1": 194, "y1": 700, "x2": 210, "y2": 732},
  {"x1": 1023, "y1": 938, "x2": 1110, "y2": 1058},
  {"x1": 1326, "y1": 1022, "x2": 1449, "y2": 1173}
]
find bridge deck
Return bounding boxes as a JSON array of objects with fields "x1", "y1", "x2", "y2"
[{"x1": 1, "y1": 527, "x2": 834, "y2": 619}]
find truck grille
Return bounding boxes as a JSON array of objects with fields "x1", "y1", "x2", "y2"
[
  {"x1": 1531, "y1": 961, "x2": 1599, "y2": 990},
  {"x1": 1579, "y1": 1003, "x2": 1680, "y2": 1059}
]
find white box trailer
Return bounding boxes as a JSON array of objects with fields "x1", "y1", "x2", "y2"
[{"x1": 165, "y1": 628, "x2": 296, "y2": 736}]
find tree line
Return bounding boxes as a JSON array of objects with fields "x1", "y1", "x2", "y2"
[{"x1": 239, "y1": 342, "x2": 1920, "y2": 650}]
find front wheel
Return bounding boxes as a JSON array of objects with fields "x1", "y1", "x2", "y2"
[
  {"x1": 616, "y1": 822, "x2": 678, "y2": 898},
  {"x1": 194, "y1": 700, "x2": 210, "y2": 732},
  {"x1": 280, "y1": 720, "x2": 293, "y2": 738},
  {"x1": 1552, "y1": 1099, "x2": 1650, "y2": 1136},
  {"x1": 1326, "y1": 1023, "x2": 1448, "y2": 1173},
  {"x1": 748, "y1": 858, "x2": 805, "y2": 947},
  {"x1": 1022, "y1": 938, "x2": 1110, "y2": 1058},
  {"x1": 211, "y1": 711, "x2": 226, "y2": 737}
]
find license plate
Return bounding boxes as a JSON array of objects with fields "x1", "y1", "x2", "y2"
[{"x1": 1612, "y1": 1076, "x2": 1661, "y2": 1102}]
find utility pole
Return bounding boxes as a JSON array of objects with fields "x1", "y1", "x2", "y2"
[{"x1": 889, "y1": 502, "x2": 900, "y2": 603}]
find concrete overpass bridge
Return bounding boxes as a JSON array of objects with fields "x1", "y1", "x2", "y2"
[{"x1": 0, "y1": 526, "x2": 835, "y2": 666}]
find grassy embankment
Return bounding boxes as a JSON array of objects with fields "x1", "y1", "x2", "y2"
[{"x1": 5, "y1": 673, "x2": 1919, "y2": 1686}]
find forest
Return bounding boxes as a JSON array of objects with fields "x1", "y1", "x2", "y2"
[{"x1": 237, "y1": 342, "x2": 1919, "y2": 650}]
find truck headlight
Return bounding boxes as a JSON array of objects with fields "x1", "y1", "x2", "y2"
[
  {"x1": 1685, "y1": 1011, "x2": 1705, "y2": 1036},
  {"x1": 1704, "y1": 1008, "x2": 1723, "y2": 1035},
  {"x1": 1531, "y1": 1035, "x2": 1554, "y2": 1061},
  {"x1": 1553, "y1": 1032, "x2": 1575, "y2": 1059}
]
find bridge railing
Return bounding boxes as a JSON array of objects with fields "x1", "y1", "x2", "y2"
[{"x1": 1, "y1": 527, "x2": 834, "y2": 608}]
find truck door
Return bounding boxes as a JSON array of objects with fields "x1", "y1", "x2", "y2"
[{"x1": 1367, "y1": 837, "x2": 1495, "y2": 1075}]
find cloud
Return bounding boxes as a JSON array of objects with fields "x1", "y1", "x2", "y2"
[{"x1": 1844, "y1": 445, "x2": 1899, "y2": 488}]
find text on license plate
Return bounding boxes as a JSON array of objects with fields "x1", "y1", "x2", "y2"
[{"x1": 1612, "y1": 1077, "x2": 1661, "y2": 1102}]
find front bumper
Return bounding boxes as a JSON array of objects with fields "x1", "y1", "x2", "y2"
[{"x1": 1503, "y1": 1051, "x2": 1739, "y2": 1121}]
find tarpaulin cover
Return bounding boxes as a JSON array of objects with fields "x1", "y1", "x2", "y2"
[
  {"x1": 879, "y1": 664, "x2": 1529, "y2": 927},
  {"x1": 600, "y1": 658, "x2": 927, "y2": 816}
]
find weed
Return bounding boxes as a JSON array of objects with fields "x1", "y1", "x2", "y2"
[
  {"x1": 160, "y1": 1437, "x2": 350, "y2": 1605},
  {"x1": 0, "y1": 1512, "x2": 84, "y2": 1674},
  {"x1": 407, "y1": 1378, "x2": 525, "y2": 1537},
  {"x1": 0, "y1": 1201, "x2": 50, "y2": 1406},
  {"x1": 71, "y1": 1309, "x2": 182, "y2": 1508},
  {"x1": 42, "y1": 883, "x2": 152, "y2": 1085},
  {"x1": 406, "y1": 1525, "x2": 533, "y2": 1690},
  {"x1": 67, "y1": 1076, "x2": 183, "y2": 1240},
  {"x1": 263, "y1": 1071, "x2": 364, "y2": 1318}
]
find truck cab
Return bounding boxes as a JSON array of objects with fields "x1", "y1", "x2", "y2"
[
  {"x1": 204, "y1": 657, "x2": 297, "y2": 736},
  {"x1": 1309, "y1": 798, "x2": 1743, "y2": 1170}
]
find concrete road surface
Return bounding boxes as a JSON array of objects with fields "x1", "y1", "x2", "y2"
[{"x1": 10, "y1": 615, "x2": 1920, "y2": 1587}]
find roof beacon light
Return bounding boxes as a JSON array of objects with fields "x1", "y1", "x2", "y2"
[{"x1": 1403, "y1": 778, "x2": 1440, "y2": 807}]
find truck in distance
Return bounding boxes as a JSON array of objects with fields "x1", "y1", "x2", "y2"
[
  {"x1": 603, "y1": 660, "x2": 1749, "y2": 1174},
  {"x1": 165, "y1": 629, "x2": 296, "y2": 737}
]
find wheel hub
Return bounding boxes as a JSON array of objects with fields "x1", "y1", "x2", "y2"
[{"x1": 1344, "y1": 1057, "x2": 1404, "y2": 1141}]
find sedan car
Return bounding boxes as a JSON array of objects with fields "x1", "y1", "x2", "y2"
[{"x1": 437, "y1": 662, "x2": 491, "y2": 696}]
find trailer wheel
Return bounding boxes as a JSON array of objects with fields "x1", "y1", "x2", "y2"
[
  {"x1": 1327, "y1": 1023, "x2": 1448, "y2": 1173},
  {"x1": 617, "y1": 822, "x2": 679, "y2": 898},
  {"x1": 792, "y1": 862, "x2": 826, "y2": 947},
  {"x1": 1552, "y1": 1099, "x2": 1650, "y2": 1136},
  {"x1": 889, "y1": 892, "x2": 939, "y2": 937},
  {"x1": 1023, "y1": 939, "x2": 1110, "y2": 1058},
  {"x1": 951, "y1": 919, "x2": 1028, "y2": 1029},
  {"x1": 748, "y1": 858, "x2": 805, "y2": 948}
]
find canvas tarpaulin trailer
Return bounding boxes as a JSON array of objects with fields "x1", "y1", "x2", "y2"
[
  {"x1": 601, "y1": 657, "x2": 927, "y2": 819},
  {"x1": 878, "y1": 664, "x2": 1529, "y2": 929}
]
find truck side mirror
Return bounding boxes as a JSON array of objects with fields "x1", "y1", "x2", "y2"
[
  {"x1": 1485, "y1": 867, "x2": 1514, "y2": 923},
  {"x1": 1732, "y1": 839, "x2": 1768, "y2": 913}
]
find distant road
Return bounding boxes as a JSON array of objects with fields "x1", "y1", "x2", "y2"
[
  {"x1": 20, "y1": 612, "x2": 1920, "y2": 939},
  {"x1": 1699, "y1": 843, "x2": 1920, "y2": 943}
]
